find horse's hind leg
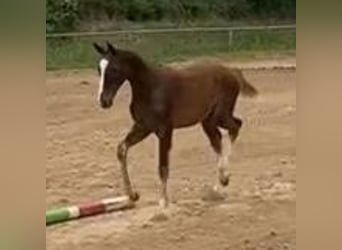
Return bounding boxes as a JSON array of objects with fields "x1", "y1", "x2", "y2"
[
  {"x1": 219, "y1": 116, "x2": 242, "y2": 143},
  {"x1": 219, "y1": 86, "x2": 241, "y2": 142},
  {"x1": 117, "y1": 123, "x2": 151, "y2": 201},
  {"x1": 156, "y1": 128, "x2": 173, "y2": 209},
  {"x1": 201, "y1": 119, "x2": 230, "y2": 187}
]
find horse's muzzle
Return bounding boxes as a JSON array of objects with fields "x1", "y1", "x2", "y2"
[{"x1": 100, "y1": 99, "x2": 113, "y2": 109}]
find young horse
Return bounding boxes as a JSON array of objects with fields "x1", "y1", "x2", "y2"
[{"x1": 93, "y1": 42, "x2": 258, "y2": 208}]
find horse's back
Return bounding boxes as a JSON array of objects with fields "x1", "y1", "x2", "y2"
[{"x1": 156, "y1": 62, "x2": 238, "y2": 128}]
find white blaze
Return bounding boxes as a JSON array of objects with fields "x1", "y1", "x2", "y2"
[{"x1": 98, "y1": 58, "x2": 109, "y2": 102}]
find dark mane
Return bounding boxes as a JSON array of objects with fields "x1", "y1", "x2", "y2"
[{"x1": 117, "y1": 49, "x2": 151, "y2": 75}]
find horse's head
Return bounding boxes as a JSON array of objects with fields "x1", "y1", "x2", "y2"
[{"x1": 93, "y1": 42, "x2": 128, "y2": 109}]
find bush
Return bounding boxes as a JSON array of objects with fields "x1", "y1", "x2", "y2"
[{"x1": 46, "y1": 0, "x2": 296, "y2": 33}]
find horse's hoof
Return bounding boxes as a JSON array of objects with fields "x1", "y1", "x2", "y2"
[
  {"x1": 129, "y1": 191, "x2": 140, "y2": 201},
  {"x1": 159, "y1": 198, "x2": 169, "y2": 209},
  {"x1": 219, "y1": 173, "x2": 231, "y2": 187}
]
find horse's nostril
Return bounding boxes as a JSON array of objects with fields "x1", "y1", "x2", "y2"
[{"x1": 100, "y1": 100, "x2": 112, "y2": 109}]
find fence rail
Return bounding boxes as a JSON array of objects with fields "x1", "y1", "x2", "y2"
[
  {"x1": 47, "y1": 24, "x2": 296, "y2": 70},
  {"x1": 46, "y1": 24, "x2": 296, "y2": 38}
]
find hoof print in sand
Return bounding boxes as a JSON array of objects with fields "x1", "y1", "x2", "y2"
[
  {"x1": 201, "y1": 186, "x2": 226, "y2": 202},
  {"x1": 149, "y1": 212, "x2": 169, "y2": 222}
]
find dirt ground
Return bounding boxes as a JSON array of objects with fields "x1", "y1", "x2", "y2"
[{"x1": 46, "y1": 59, "x2": 296, "y2": 250}]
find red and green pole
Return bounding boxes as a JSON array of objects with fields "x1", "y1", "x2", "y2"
[{"x1": 46, "y1": 196, "x2": 134, "y2": 226}]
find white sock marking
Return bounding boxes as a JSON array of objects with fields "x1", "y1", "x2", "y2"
[
  {"x1": 98, "y1": 58, "x2": 109, "y2": 102},
  {"x1": 218, "y1": 128, "x2": 232, "y2": 172}
]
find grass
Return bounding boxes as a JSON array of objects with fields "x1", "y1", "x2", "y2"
[{"x1": 46, "y1": 29, "x2": 296, "y2": 70}]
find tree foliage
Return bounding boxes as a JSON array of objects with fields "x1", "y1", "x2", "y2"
[
  {"x1": 46, "y1": 0, "x2": 79, "y2": 33},
  {"x1": 46, "y1": 0, "x2": 296, "y2": 33}
]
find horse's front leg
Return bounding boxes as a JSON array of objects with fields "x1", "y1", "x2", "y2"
[
  {"x1": 157, "y1": 128, "x2": 173, "y2": 209},
  {"x1": 117, "y1": 123, "x2": 151, "y2": 201}
]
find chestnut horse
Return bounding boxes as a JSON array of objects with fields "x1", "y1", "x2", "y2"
[{"x1": 93, "y1": 42, "x2": 258, "y2": 208}]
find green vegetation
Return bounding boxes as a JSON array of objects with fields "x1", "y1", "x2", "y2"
[
  {"x1": 47, "y1": 0, "x2": 296, "y2": 33},
  {"x1": 47, "y1": 29, "x2": 295, "y2": 70},
  {"x1": 46, "y1": 0, "x2": 296, "y2": 70}
]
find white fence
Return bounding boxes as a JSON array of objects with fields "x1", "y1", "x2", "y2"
[
  {"x1": 46, "y1": 24, "x2": 296, "y2": 38},
  {"x1": 46, "y1": 24, "x2": 296, "y2": 69}
]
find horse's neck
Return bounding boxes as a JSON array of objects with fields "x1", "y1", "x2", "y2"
[{"x1": 128, "y1": 68, "x2": 155, "y2": 104}]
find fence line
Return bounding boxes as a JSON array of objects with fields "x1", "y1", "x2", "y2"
[{"x1": 46, "y1": 24, "x2": 295, "y2": 38}]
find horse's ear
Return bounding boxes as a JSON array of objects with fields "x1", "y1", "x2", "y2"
[
  {"x1": 93, "y1": 43, "x2": 106, "y2": 55},
  {"x1": 106, "y1": 41, "x2": 117, "y2": 55}
]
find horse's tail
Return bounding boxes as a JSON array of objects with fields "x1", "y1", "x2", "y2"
[
  {"x1": 234, "y1": 69, "x2": 258, "y2": 98},
  {"x1": 240, "y1": 79, "x2": 258, "y2": 97}
]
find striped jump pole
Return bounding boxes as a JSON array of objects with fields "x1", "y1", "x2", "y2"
[{"x1": 46, "y1": 196, "x2": 134, "y2": 226}]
